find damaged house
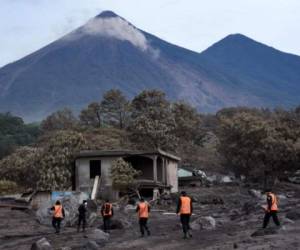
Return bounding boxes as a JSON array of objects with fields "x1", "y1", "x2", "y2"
[{"x1": 74, "y1": 150, "x2": 180, "y2": 200}]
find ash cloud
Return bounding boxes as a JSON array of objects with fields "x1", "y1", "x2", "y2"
[{"x1": 82, "y1": 17, "x2": 149, "y2": 51}]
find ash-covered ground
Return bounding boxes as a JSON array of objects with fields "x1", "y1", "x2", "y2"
[{"x1": 1, "y1": 183, "x2": 300, "y2": 250}]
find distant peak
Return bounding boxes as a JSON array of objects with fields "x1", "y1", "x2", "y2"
[
  {"x1": 96, "y1": 11, "x2": 119, "y2": 19},
  {"x1": 224, "y1": 33, "x2": 251, "y2": 40}
]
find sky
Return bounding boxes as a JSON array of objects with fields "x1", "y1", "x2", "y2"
[{"x1": 0, "y1": 0, "x2": 300, "y2": 67}]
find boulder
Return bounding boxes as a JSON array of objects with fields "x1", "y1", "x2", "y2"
[
  {"x1": 86, "y1": 229, "x2": 109, "y2": 245},
  {"x1": 190, "y1": 216, "x2": 216, "y2": 230},
  {"x1": 242, "y1": 201, "x2": 258, "y2": 215},
  {"x1": 286, "y1": 211, "x2": 300, "y2": 220},
  {"x1": 36, "y1": 193, "x2": 96, "y2": 227},
  {"x1": 248, "y1": 189, "x2": 264, "y2": 200},
  {"x1": 229, "y1": 209, "x2": 240, "y2": 220},
  {"x1": 31, "y1": 238, "x2": 53, "y2": 250},
  {"x1": 99, "y1": 218, "x2": 132, "y2": 230},
  {"x1": 84, "y1": 241, "x2": 99, "y2": 250}
]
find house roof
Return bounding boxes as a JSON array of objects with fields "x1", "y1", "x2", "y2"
[{"x1": 75, "y1": 149, "x2": 181, "y2": 161}]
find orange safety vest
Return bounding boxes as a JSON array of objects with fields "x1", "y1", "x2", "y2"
[
  {"x1": 269, "y1": 193, "x2": 278, "y2": 211},
  {"x1": 138, "y1": 202, "x2": 149, "y2": 218},
  {"x1": 54, "y1": 205, "x2": 63, "y2": 218},
  {"x1": 180, "y1": 196, "x2": 191, "y2": 214},
  {"x1": 103, "y1": 203, "x2": 113, "y2": 216}
]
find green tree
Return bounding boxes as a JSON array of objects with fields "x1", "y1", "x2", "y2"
[
  {"x1": 129, "y1": 90, "x2": 177, "y2": 151},
  {"x1": 79, "y1": 102, "x2": 102, "y2": 128},
  {"x1": 101, "y1": 89, "x2": 130, "y2": 129},
  {"x1": 0, "y1": 112, "x2": 40, "y2": 159}
]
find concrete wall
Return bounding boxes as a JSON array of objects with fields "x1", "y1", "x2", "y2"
[
  {"x1": 166, "y1": 160, "x2": 178, "y2": 193},
  {"x1": 76, "y1": 154, "x2": 179, "y2": 198},
  {"x1": 75, "y1": 157, "x2": 118, "y2": 200}
]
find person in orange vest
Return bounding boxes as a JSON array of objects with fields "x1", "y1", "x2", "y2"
[
  {"x1": 262, "y1": 189, "x2": 280, "y2": 228},
  {"x1": 177, "y1": 191, "x2": 193, "y2": 239},
  {"x1": 101, "y1": 199, "x2": 114, "y2": 233},
  {"x1": 136, "y1": 197, "x2": 151, "y2": 237},
  {"x1": 50, "y1": 200, "x2": 65, "y2": 234}
]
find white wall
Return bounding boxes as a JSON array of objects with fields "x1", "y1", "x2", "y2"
[{"x1": 166, "y1": 160, "x2": 178, "y2": 193}]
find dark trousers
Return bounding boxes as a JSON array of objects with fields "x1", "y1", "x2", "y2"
[
  {"x1": 52, "y1": 217, "x2": 62, "y2": 233},
  {"x1": 139, "y1": 218, "x2": 150, "y2": 236},
  {"x1": 180, "y1": 214, "x2": 191, "y2": 235},
  {"x1": 103, "y1": 216, "x2": 111, "y2": 232},
  {"x1": 263, "y1": 211, "x2": 280, "y2": 228},
  {"x1": 77, "y1": 215, "x2": 86, "y2": 231}
]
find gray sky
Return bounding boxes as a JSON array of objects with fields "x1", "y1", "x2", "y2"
[{"x1": 1, "y1": 0, "x2": 300, "y2": 67}]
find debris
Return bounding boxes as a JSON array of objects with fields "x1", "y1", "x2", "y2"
[
  {"x1": 190, "y1": 216, "x2": 216, "y2": 230},
  {"x1": 251, "y1": 227, "x2": 280, "y2": 237},
  {"x1": 84, "y1": 240, "x2": 99, "y2": 250},
  {"x1": 31, "y1": 237, "x2": 53, "y2": 250},
  {"x1": 286, "y1": 211, "x2": 300, "y2": 220},
  {"x1": 86, "y1": 229, "x2": 109, "y2": 245},
  {"x1": 248, "y1": 189, "x2": 264, "y2": 200}
]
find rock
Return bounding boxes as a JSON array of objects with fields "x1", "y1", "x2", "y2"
[
  {"x1": 99, "y1": 218, "x2": 132, "y2": 230},
  {"x1": 84, "y1": 240, "x2": 99, "y2": 250},
  {"x1": 200, "y1": 196, "x2": 224, "y2": 205},
  {"x1": 248, "y1": 189, "x2": 264, "y2": 200},
  {"x1": 36, "y1": 193, "x2": 96, "y2": 227},
  {"x1": 242, "y1": 201, "x2": 258, "y2": 215},
  {"x1": 87, "y1": 229, "x2": 109, "y2": 244},
  {"x1": 31, "y1": 238, "x2": 53, "y2": 250},
  {"x1": 220, "y1": 176, "x2": 233, "y2": 183},
  {"x1": 251, "y1": 227, "x2": 279, "y2": 237},
  {"x1": 191, "y1": 216, "x2": 216, "y2": 230},
  {"x1": 229, "y1": 209, "x2": 240, "y2": 220},
  {"x1": 286, "y1": 211, "x2": 300, "y2": 220}
]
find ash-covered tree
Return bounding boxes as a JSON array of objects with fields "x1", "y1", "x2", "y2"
[
  {"x1": 172, "y1": 101, "x2": 203, "y2": 143},
  {"x1": 36, "y1": 130, "x2": 86, "y2": 190},
  {"x1": 79, "y1": 102, "x2": 103, "y2": 128},
  {"x1": 41, "y1": 108, "x2": 78, "y2": 132},
  {"x1": 101, "y1": 89, "x2": 130, "y2": 129},
  {"x1": 129, "y1": 90, "x2": 177, "y2": 151},
  {"x1": 0, "y1": 146, "x2": 40, "y2": 189},
  {"x1": 111, "y1": 158, "x2": 140, "y2": 192},
  {"x1": 218, "y1": 110, "x2": 300, "y2": 181}
]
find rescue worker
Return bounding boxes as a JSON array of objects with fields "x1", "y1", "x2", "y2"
[
  {"x1": 77, "y1": 200, "x2": 88, "y2": 232},
  {"x1": 101, "y1": 199, "x2": 113, "y2": 233},
  {"x1": 50, "y1": 200, "x2": 65, "y2": 234},
  {"x1": 136, "y1": 198, "x2": 151, "y2": 237},
  {"x1": 177, "y1": 191, "x2": 193, "y2": 239},
  {"x1": 262, "y1": 189, "x2": 280, "y2": 228}
]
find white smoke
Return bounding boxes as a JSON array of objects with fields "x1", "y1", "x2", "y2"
[{"x1": 82, "y1": 17, "x2": 149, "y2": 51}]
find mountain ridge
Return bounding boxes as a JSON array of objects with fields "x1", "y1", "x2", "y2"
[{"x1": 0, "y1": 11, "x2": 299, "y2": 121}]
